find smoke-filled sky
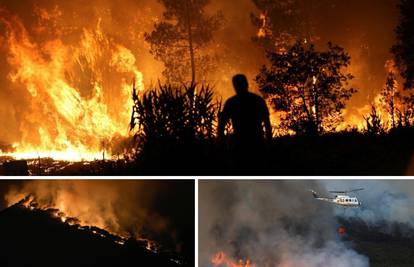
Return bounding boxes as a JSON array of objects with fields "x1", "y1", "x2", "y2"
[
  {"x1": 0, "y1": 179, "x2": 195, "y2": 261},
  {"x1": 199, "y1": 179, "x2": 414, "y2": 267},
  {"x1": 0, "y1": 0, "x2": 401, "y2": 151},
  {"x1": 322, "y1": 180, "x2": 414, "y2": 227}
]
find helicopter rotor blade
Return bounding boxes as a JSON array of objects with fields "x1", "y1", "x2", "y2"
[
  {"x1": 348, "y1": 188, "x2": 364, "y2": 193},
  {"x1": 329, "y1": 188, "x2": 364, "y2": 194}
]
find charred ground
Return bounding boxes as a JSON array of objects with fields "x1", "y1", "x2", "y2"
[{"x1": 1, "y1": 127, "x2": 413, "y2": 175}]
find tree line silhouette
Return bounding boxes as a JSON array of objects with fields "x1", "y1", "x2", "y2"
[
  {"x1": 143, "y1": 0, "x2": 414, "y2": 135},
  {"x1": 125, "y1": 0, "x2": 414, "y2": 175}
]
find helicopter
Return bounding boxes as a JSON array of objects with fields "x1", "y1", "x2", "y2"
[{"x1": 309, "y1": 188, "x2": 364, "y2": 207}]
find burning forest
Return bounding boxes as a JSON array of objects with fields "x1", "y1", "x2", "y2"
[
  {"x1": 199, "y1": 180, "x2": 414, "y2": 267},
  {"x1": 0, "y1": 0, "x2": 413, "y2": 175},
  {"x1": 0, "y1": 180, "x2": 195, "y2": 266}
]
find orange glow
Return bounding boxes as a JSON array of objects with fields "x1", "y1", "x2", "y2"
[
  {"x1": 0, "y1": 8, "x2": 144, "y2": 161},
  {"x1": 4, "y1": 194, "x2": 163, "y2": 250},
  {"x1": 212, "y1": 251, "x2": 255, "y2": 267},
  {"x1": 0, "y1": 3, "x2": 404, "y2": 156},
  {"x1": 3, "y1": 181, "x2": 164, "y2": 253},
  {"x1": 257, "y1": 13, "x2": 267, "y2": 38}
]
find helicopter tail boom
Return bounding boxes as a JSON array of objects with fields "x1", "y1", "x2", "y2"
[{"x1": 309, "y1": 189, "x2": 320, "y2": 198}]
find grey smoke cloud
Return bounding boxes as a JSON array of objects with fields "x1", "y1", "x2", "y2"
[
  {"x1": 199, "y1": 180, "x2": 369, "y2": 267},
  {"x1": 321, "y1": 180, "x2": 414, "y2": 227}
]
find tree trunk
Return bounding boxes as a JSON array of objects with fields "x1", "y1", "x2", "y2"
[
  {"x1": 314, "y1": 92, "x2": 320, "y2": 134},
  {"x1": 300, "y1": 88, "x2": 313, "y2": 126},
  {"x1": 185, "y1": 0, "x2": 196, "y2": 85}
]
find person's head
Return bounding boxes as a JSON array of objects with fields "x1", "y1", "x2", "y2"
[{"x1": 232, "y1": 74, "x2": 249, "y2": 95}]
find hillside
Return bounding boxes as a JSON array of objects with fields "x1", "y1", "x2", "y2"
[
  {"x1": 340, "y1": 217, "x2": 414, "y2": 267},
  {"x1": 0, "y1": 200, "x2": 186, "y2": 267}
]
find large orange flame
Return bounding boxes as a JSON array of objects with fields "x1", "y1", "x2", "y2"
[{"x1": 0, "y1": 8, "x2": 144, "y2": 161}]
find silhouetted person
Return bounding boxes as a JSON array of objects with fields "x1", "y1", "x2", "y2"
[{"x1": 218, "y1": 74, "x2": 272, "y2": 172}]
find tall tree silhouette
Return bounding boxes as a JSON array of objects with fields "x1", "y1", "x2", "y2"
[
  {"x1": 145, "y1": 0, "x2": 223, "y2": 84},
  {"x1": 256, "y1": 41, "x2": 356, "y2": 135},
  {"x1": 392, "y1": 0, "x2": 414, "y2": 90},
  {"x1": 380, "y1": 71, "x2": 399, "y2": 129}
]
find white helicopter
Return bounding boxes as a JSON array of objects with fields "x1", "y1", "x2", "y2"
[{"x1": 309, "y1": 188, "x2": 364, "y2": 207}]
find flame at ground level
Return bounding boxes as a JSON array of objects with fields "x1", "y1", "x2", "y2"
[
  {"x1": 212, "y1": 251, "x2": 255, "y2": 267},
  {"x1": 5, "y1": 192, "x2": 162, "y2": 252},
  {"x1": 1, "y1": 144, "x2": 110, "y2": 161}
]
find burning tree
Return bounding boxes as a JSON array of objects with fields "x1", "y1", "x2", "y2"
[
  {"x1": 364, "y1": 105, "x2": 385, "y2": 136},
  {"x1": 256, "y1": 41, "x2": 356, "y2": 135},
  {"x1": 391, "y1": 0, "x2": 414, "y2": 128},
  {"x1": 380, "y1": 71, "x2": 399, "y2": 129},
  {"x1": 144, "y1": 0, "x2": 223, "y2": 84},
  {"x1": 395, "y1": 95, "x2": 414, "y2": 128}
]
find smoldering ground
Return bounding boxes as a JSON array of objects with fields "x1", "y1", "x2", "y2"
[
  {"x1": 0, "y1": 180, "x2": 194, "y2": 261},
  {"x1": 199, "y1": 180, "x2": 369, "y2": 267}
]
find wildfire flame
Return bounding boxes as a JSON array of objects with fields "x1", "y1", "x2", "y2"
[
  {"x1": 212, "y1": 251, "x2": 255, "y2": 267},
  {"x1": 0, "y1": 7, "x2": 144, "y2": 161},
  {"x1": 6, "y1": 194, "x2": 163, "y2": 253},
  {"x1": 257, "y1": 13, "x2": 267, "y2": 38}
]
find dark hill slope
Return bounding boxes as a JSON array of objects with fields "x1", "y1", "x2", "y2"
[
  {"x1": 340, "y1": 217, "x2": 414, "y2": 267},
  {"x1": 0, "y1": 203, "x2": 183, "y2": 267}
]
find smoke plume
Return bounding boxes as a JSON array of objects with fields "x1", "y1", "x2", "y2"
[
  {"x1": 322, "y1": 180, "x2": 414, "y2": 228},
  {"x1": 199, "y1": 180, "x2": 369, "y2": 267}
]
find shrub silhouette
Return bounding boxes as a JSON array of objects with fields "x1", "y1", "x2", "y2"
[
  {"x1": 129, "y1": 83, "x2": 221, "y2": 173},
  {"x1": 131, "y1": 83, "x2": 220, "y2": 142},
  {"x1": 364, "y1": 105, "x2": 385, "y2": 136}
]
